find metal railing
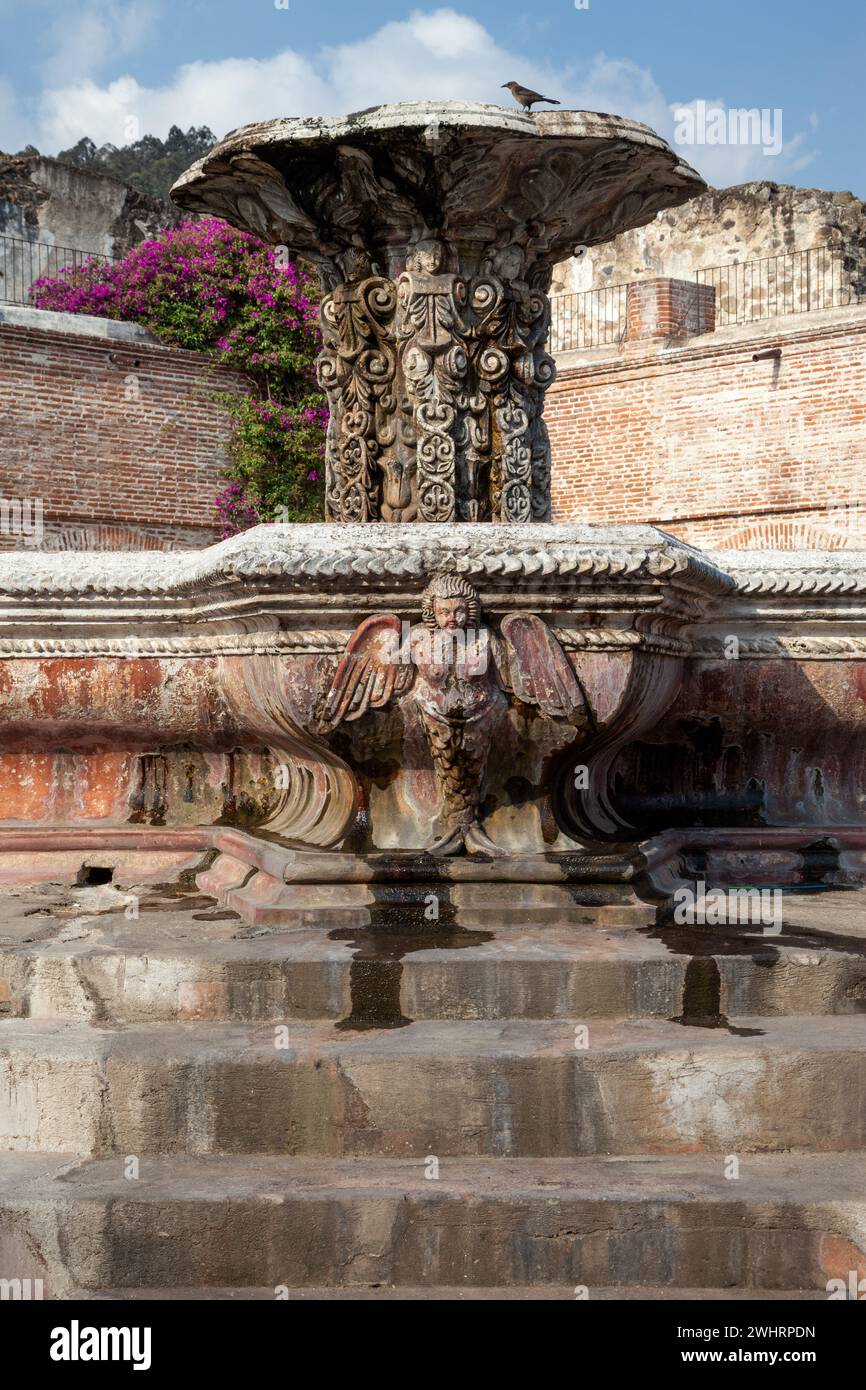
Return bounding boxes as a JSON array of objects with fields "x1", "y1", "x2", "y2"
[
  {"x1": 696, "y1": 246, "x2": 860, "y2": 327},
  {"x1": 549, "y1": 246, "x2": 863, "y2": 352},
  {"x1": 0, "y1": 233, "x2": 109, "y2": 305},
  {"x1": 548, "y1": 282, "x2": 628, "y2": 353}
]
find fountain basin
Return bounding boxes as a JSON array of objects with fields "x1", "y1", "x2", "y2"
[
  {"x1": 172, "y1": 102, "x2": 704, "y2": 278},
  {"x1": 0, "y1": 531, "x2": 864, "y2": 918}
]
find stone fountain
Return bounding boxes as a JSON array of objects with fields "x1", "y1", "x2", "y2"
[
  {"x1": 163, "y1": 101, "x2": 727, "y2": 918},
  {"x1": 3, "y1": 102, "x2": 866, "y2": 1302},
  {"x1": 174, "y1": 102, "x2": 705, "y2": 526}
]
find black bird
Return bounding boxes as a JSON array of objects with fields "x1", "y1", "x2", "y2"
[{"x1": 501, "y1": 81, "x2": 561, "y2": 111}]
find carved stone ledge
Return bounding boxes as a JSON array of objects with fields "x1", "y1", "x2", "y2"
[
  {"x1": 706, "y1": 549, "x2": 866, "y2": 597},
  {"x1": 698, "y1": 548, "x2": 866, "y2": 658},
  {"x1": 0, "y1": 525, "x2": 732, "y2": 653}
]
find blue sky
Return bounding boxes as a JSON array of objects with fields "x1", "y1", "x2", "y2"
[{"x1": 1, "y1": 0, "x2": 862, "y2": 192}]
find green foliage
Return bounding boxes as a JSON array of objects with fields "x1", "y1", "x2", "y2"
[
  {"x1": 56, "y1": 125, "x2": 216, "y2": 200},
  {"x1": 30, "y1": 218, "x2": 326, "y2": 529},
  {"x1": 218, "y1": 394, "x2": 325, "y2": 524}
]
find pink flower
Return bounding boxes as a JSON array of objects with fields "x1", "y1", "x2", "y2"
[{"x1": 30, "y1": 216, "x2": 326, "y2": 526}]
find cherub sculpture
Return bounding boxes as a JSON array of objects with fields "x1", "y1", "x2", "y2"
[{"x1": 319, "y1": 573, "x2": 588, "y2": 855}]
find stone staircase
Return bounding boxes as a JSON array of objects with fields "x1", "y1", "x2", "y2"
[{"x1": 1, "y1": 866, "x2": 865, "y2": 1299}]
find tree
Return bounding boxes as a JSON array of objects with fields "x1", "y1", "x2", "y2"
[{"x1": 56, "y1": 126, "x2": 217, "y2": 200}]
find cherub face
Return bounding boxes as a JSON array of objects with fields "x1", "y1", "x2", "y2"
[{"x1": 433, "y1": 596, "x2": 469, "y2": 630}]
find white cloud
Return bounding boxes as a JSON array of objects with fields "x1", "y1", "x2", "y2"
[
  {"x1": 38, "y1": 1, "x2": 161, "y2": 86},
  {"x1": 38, "y1": 54, "x2": 330, "y2": 152},
  {"x1": 35, "y1": 9, "x2": 554, "y2": 149},
  {"x1": 9, "y1": 5, "x2": 819, "y2": 188},
  {"x1": 0, "y1": 77, "x2": 31, "y2": 153}
]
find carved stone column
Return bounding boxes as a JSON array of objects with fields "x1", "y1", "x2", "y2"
[
  {"x1": 316, "y1": 240, "x2": 560, "y2": 525},
  {"x1": 318, "y1": 260, "x2": 398, "y2": 523},
  {"x1": 395, "y1": 240, "x2": 468, "y2": 523}
]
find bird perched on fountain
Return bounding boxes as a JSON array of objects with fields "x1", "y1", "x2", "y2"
[{"x1": 501, "y1": 81, "x2": 561, "y2": 111}]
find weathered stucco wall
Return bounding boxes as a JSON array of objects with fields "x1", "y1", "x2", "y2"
[
  {"x1": 610, "y1": 550, "x2": 866, "y2": 832},
  {"x1": 552, "y1": 182, "x2": 866, "y2": 296},
  {"x1": 0, "y1": 154, "x2": 183, "y2": 260}
]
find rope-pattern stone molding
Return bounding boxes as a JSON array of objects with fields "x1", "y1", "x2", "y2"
[
  {"x1": 0, "y1": 524, "x2": 734, "y2": 599},
  {"x1": 0, "y1": 626, "x2": 688, "y2": 658},
  {"x1": 1, "y1": 537, "x2": 863, "y2": 664},
  {"x1": 693, "y1": 634, "x2": 866, "y2": 659},
  {"x1": 707, "y1": 549, "x2": 866, "y2": 596}
]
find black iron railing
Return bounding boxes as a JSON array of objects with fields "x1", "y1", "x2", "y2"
[
  {"x1": 549, "y1": 246, "x2": 863, "y2": 351},
  {"x1": 548, "y1": 282, "x2": 628, "y2": 353},
  {"x1": 695, "y1": 245, "x2": 860, "y2": 326},
  {"x1": 0, "y1": 233, "x2": 109, "y2": 305}
]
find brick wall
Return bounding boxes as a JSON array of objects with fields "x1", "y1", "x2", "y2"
[
  {"x1": 624, "y1": 277, "x2": 715, "y2": 343},
  {"x1": 0, "y1": 307, "x2": 243, "y2": 549},
  {"x1": 4, "y1": 292, "x2": 863, "y2": 554},
  {"x1": 548, "y1": 285, "x2": 866, "y2": 549}
]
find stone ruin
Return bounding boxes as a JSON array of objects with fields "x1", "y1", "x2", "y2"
[{"x1": 0, "y1": 102, "x2": 864, "y2": 1301}]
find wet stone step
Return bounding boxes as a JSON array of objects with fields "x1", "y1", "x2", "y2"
[{"x1": 2, "y1": 889, "x2": 865, "y2": 1024}]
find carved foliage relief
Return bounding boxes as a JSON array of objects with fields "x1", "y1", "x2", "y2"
[{"x1": 317, "y1": 238, "x2": 557, "y2": 523}]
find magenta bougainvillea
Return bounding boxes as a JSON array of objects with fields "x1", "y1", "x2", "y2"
[{"x1": 30, "y1": 218, "x2": 327, "y2": 529}]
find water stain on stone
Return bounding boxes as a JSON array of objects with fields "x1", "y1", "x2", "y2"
[
  {"x1": 329, "y1": 878, "x2": 493, "y2": 1031},
  {"x1": 670, "y1": 956, "x2": 763, "y2": 1036},
  {"x1": 645, "y1": 900, "x2": 866, "y2": 1028},
  {"x1": 137, "y1": 890, "x2": 216, "y2": 912},
  {"x1": 132, "y1": 875, "x2": 221, "y2": 914},
  {"x1": 646, "y1": 907, "x2": 866, "y2": 965},
  {"x1": 128, "y1": 753, "x2": 168, "y2": 826}
]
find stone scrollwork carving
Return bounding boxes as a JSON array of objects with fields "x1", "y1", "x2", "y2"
[
  {"x1": 318, "y1": 572, "x2": 589, "y2": 855},
  {"x1": 396, "y1": 240, "x2": 467, "y2": 524},
  {"x1": 318, "y1": 255, "x2": 400, "y2": 523},
  {"x1": 471, "y1": 248, "x2": 556, "y2": 523},
  {"x1": 317, "y1": 237, "x2": 558, "y2": 525},
  {"x1": 218, "y1": 655, "x2": 360, "y2": 847}
]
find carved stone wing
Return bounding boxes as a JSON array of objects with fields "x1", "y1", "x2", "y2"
[
  {"x1": 319, "y1": 613, "x2": 414, "y2": 731},
  {"x1": 500, "y1": 613, "x2": 587, "y2": 720}
]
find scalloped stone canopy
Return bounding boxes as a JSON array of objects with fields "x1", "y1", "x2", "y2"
[{"x1": 171, "y1": 101, "x2": 705, "y2": 280}]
